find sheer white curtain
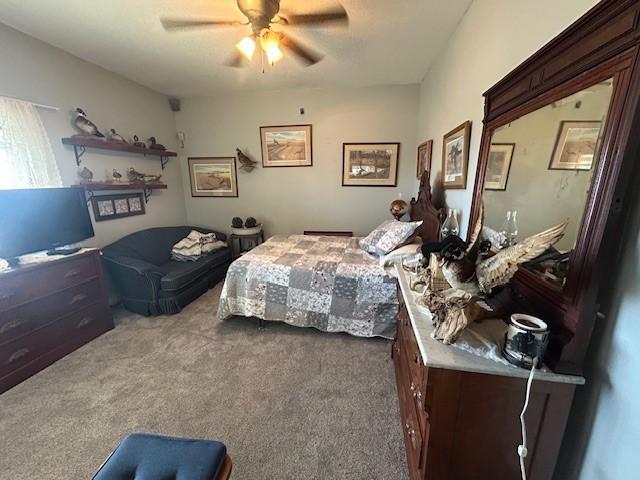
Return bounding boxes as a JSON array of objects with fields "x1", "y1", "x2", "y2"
[{"x1": 0, "y1": 97, "x2": 62, "y2": 189}]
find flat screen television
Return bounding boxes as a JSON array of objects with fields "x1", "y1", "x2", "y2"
[{"x1": 0, "y1": 187, "x2": 95, "y2": 261}]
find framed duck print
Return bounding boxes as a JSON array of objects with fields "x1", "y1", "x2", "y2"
[
  {"x1": 342, "y1": 143, "x2": 399, "y2": 187},
  {"x1": 260, "y1": 124, "x2": 312, "y2": 167},
  {"x1": 188, "y1": 157, "x2": 238, "y2": 197},
  {"x1": 442, "y1": 121, "x2": 471, "y2": 189}
]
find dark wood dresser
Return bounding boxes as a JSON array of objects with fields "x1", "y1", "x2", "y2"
[
  {"x1": 0, "y1": 249, "x2": 113, "y2": 393},
  {"x1": 392, "y1": 267, "x2": 583, "y2": 480}
]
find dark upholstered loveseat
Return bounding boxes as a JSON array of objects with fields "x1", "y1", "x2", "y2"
[{"x1": 102, "y1": 226, "x2": 231, "y2": 316}]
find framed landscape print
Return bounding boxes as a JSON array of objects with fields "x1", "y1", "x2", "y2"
[
  {"x1": 92, "y1": 192, "x2": 145, "y2": 222},
  {"x1": 549, "y1": 120, "x2": 601, "y2": 170},
  {"x1": 260, "y1": 124, "x2": 312, "y2": 167},
  {"x1": 342, "y1": 143, "x2": 399, "y2": 187},
  {"x1": 485, "y1": 143, "x2": 515, "y2": 191},
  {"x1": 188, "y1": 157, "x2": 238, "y2": 197},
  {"x1": 442, "y1": 121, "x2": 471, "y2": 189},
  {"x1": 416, "y1": 140, "x2": 433, "y2": 179}
]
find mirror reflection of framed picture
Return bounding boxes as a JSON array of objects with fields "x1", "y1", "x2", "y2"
[
  {"x1": 442, "y1": 121, "x2": 471, "y2": 189},
  {"x1": 549, "y1": 120, "x2": 601, "y2": 170},
  {"x1": 485, "y1": 143, "x2": 515, "y2": 191},
  {"x1": 416, "y1": 140, "x2": 432, "y2": 179}
]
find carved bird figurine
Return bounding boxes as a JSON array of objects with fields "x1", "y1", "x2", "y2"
[
  {"x1": 147, "y1": 137, "x2": 166, "y2": 151},
  {"x1": 132, "y1": 135, "x2": 146, "y2": 148},
  {"x1": 72, "y1": 108, "x2": 104, "y2": 138},
  {"x1": 127, "y1": 167, "x2": 145, "y2": 183},
  {"x1": 236, "y1": 148, "x2": 257, "y2": 172},
  {"x1": 423, "y1": 206, "x2": 568, "y2": 296},
  {"x1": 112, "y1": 169, "x2": 123, "y2": 182},
  {"x1": 108, "y1": 128, "x2": 127, "y2": 144},
  {"x1": 77, "y1": 166, "x2": 94, "y2": 183}
]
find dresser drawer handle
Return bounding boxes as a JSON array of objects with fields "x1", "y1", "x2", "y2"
[
  {"x1": 77, "y1": 316, "x2": 93, "y2": 328},
  {"x1": 413, "y1": 353, "x2": 420, "y2": 364},
  {"x1": 70, "y1": 293, "x2": 88, "y2": 305},
  {"x1": 6, "y1": 347, "x2": 29, "y2": 365},
  {"x1": 64, "y1": 269, "x2": 82, "y2": 279}
]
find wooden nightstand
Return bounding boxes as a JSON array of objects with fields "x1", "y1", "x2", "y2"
[{"x1": 229, "y1": 231, "x2": 264, "y2": 259}]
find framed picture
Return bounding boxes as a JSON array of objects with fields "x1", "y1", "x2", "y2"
[
  {"x1": 485, "y1": 143, "x2": 515, "y2": 191},
  {"x1": 188, "y1": 157, "x2": 238, "y2": 197},
  {"x1": 260, "y1": 124, "x2": 312, "y2": 167},
  {"x1": 342, "y1": 143, "x2": 400, "y2": 187},
  {"x1": 549, "y1": 120, "x2": 601, "y2": 170},
  {"x1": 92, "y1": 193, "x2": 145, "y2": 222},
  {"x1": 416, "y1": 140, "x2": 433, "y2": 179},
  {"x1": 442, "y1": 121, "x2": 471, "y2": 189}
]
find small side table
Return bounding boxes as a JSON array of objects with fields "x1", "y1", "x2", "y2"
[{"x1": 229, "y1": 231, "x2": 264, "y2": 259}]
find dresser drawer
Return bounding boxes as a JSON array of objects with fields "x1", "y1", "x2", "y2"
[
  {"x1": 0, "y1": 255, "x2": 97, "y2": 313},
  {"x1": 0, "y1": 279, "x2": 102, "y2": 345},
  {"x1": 0, "y1": 303, "x2": 110, "y2": 378}
]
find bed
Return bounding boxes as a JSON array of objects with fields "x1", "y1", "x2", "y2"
[{"x1": 217, "y1": 172, "x2": 444, "y2": 339}]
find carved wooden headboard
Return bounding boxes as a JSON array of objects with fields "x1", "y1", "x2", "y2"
[{"x1": 410, "y1": 172, "x2": 446, "y2": 243}]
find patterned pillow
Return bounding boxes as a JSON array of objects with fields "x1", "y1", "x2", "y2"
[{"x1": 359, "y1": 220, "x2": 423, "y2": 256}]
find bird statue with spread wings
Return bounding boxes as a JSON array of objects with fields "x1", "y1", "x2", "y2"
[{"x1": 419, "y1": 205, "x2": 568, "y2": 344}]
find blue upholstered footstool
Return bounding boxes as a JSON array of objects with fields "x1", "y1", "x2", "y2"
[{"x1": 92, "y1": 433, "x2": 232, "y2": 480}]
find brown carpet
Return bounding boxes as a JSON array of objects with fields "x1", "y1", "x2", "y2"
[{"x1": 0, "y1": 283, "x2": 408, "y2": 479}]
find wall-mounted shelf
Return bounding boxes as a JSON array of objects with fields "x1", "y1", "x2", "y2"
[
  {"x1": 73, "y1": 182, "x2": 168, "y2": 203},
  {"x1": 62, "y1": 137, "x2": 177, "y2": 169}
]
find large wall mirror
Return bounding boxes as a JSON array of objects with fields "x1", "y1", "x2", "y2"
[{"x1": 480, "y1": 79, "x2": 614, "y2": 289}]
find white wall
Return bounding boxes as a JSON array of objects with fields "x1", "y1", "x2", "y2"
[
  {"x1": 175, "y1": 84, "x2": 420, "y2": 237},
  {"x1": 416, "y1": 0, "x2": 600, "y2": 236},
  {"x1": 0, "y1": 23, "x2": 187, "y2": 247}
]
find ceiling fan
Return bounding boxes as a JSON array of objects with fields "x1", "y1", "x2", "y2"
[{"x1": 160, "y1": 0, "x2": 349, "y2": 68}]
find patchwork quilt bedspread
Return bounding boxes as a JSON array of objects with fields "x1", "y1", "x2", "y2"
[{"x1": 217, "y1": 235, "x2": 399, "y2": 339}]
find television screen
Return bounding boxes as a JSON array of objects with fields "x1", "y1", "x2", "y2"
[{"x1": 0, "y1": 187, "x2": 95, "y2": 260}]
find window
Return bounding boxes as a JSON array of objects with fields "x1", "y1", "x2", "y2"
[{"x1": 0, "y1": 97, "x2": 62, "y2": 189}]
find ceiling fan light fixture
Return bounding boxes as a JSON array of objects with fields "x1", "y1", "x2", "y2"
[
  {"x1": 261, "y1": 30, "x2": 284, "y2": 65},
  {"x1": 236, "y1": 35, "x2": 256, "y2": 60}
]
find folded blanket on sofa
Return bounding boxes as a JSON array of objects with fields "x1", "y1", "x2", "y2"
[{"x1": 171, "y1": 230, "x2": 226, "y2": 262}]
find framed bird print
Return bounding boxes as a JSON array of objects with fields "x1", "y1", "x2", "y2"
[
  {"x1": 188, "y1": 157, "x2": 238, "y2": 197},
  {"x1": 416, "y1": 140, "x2": 432, "y2": 179},
  {"x1": 485, "y1": 143, "x2": 515, "y2": 191},
  {"x1": 260, "y1": 124, "x2": 313, "y2": 167},
  {"x1": 442, "y1": 121, "x2": 471, "y2": 189},
  {"x1": 91, "y1": 193, "x2": 145, "y2": 222}
]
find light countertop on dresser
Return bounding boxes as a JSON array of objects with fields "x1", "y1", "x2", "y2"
[{"x1": 395, "y1": 265, "x2": 585, "y2": 385}]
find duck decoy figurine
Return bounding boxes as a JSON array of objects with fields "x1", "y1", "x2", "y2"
[
  {"x1": 72, "y1": 108, "x2": 104, "y2": 138},
  {"x1": 147, "y1": 137, "x2": 166, "y2": 151},
  {"x1": 236, "y1": 148, "x2": 257, "y2": 172},
  {"x1": 112, "y1": 169, "x2": 123, "y2": 183},
  {"x1": 108, "y1": 128, "x2": 128, "y2": 144},
  {"x1": 132, "y1": 135, "x2": 146, "y2": 149},
  {"x1": 77, "y1": 166, "x2": 94, "y2": 183},
  {"x1": 127, "y1": 167, "x2": 146, "y2": 183}
]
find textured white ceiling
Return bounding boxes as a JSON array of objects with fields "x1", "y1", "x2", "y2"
[{"x1": 0, "y1": 0, "x2": 472, "y2": 97}]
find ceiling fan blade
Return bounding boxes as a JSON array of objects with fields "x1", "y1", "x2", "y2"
[
  {"x1": 224, "y1": 51, "x2": 248, "y2": 68},
  {"x1": 280, "y1": 33, "x2": 323, "y2": 66},
  {"x1": 279, "y1": 6, "x2": 348, "y2": 27},
  {"x1": 160, "y1": 17, "x2": 242, "y2": 31}
]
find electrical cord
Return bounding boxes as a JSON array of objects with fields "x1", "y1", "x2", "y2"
[{"x1": 518, "y1": 357, "x2": 538, "y2": 480}]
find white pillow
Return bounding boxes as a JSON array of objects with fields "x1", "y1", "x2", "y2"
[
  {"x1": 379, "y1": 239, "x2": 422, "y2": 267},
  {"x1": 359, "y1": 219, "x2": 423, "y2": 256}
]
